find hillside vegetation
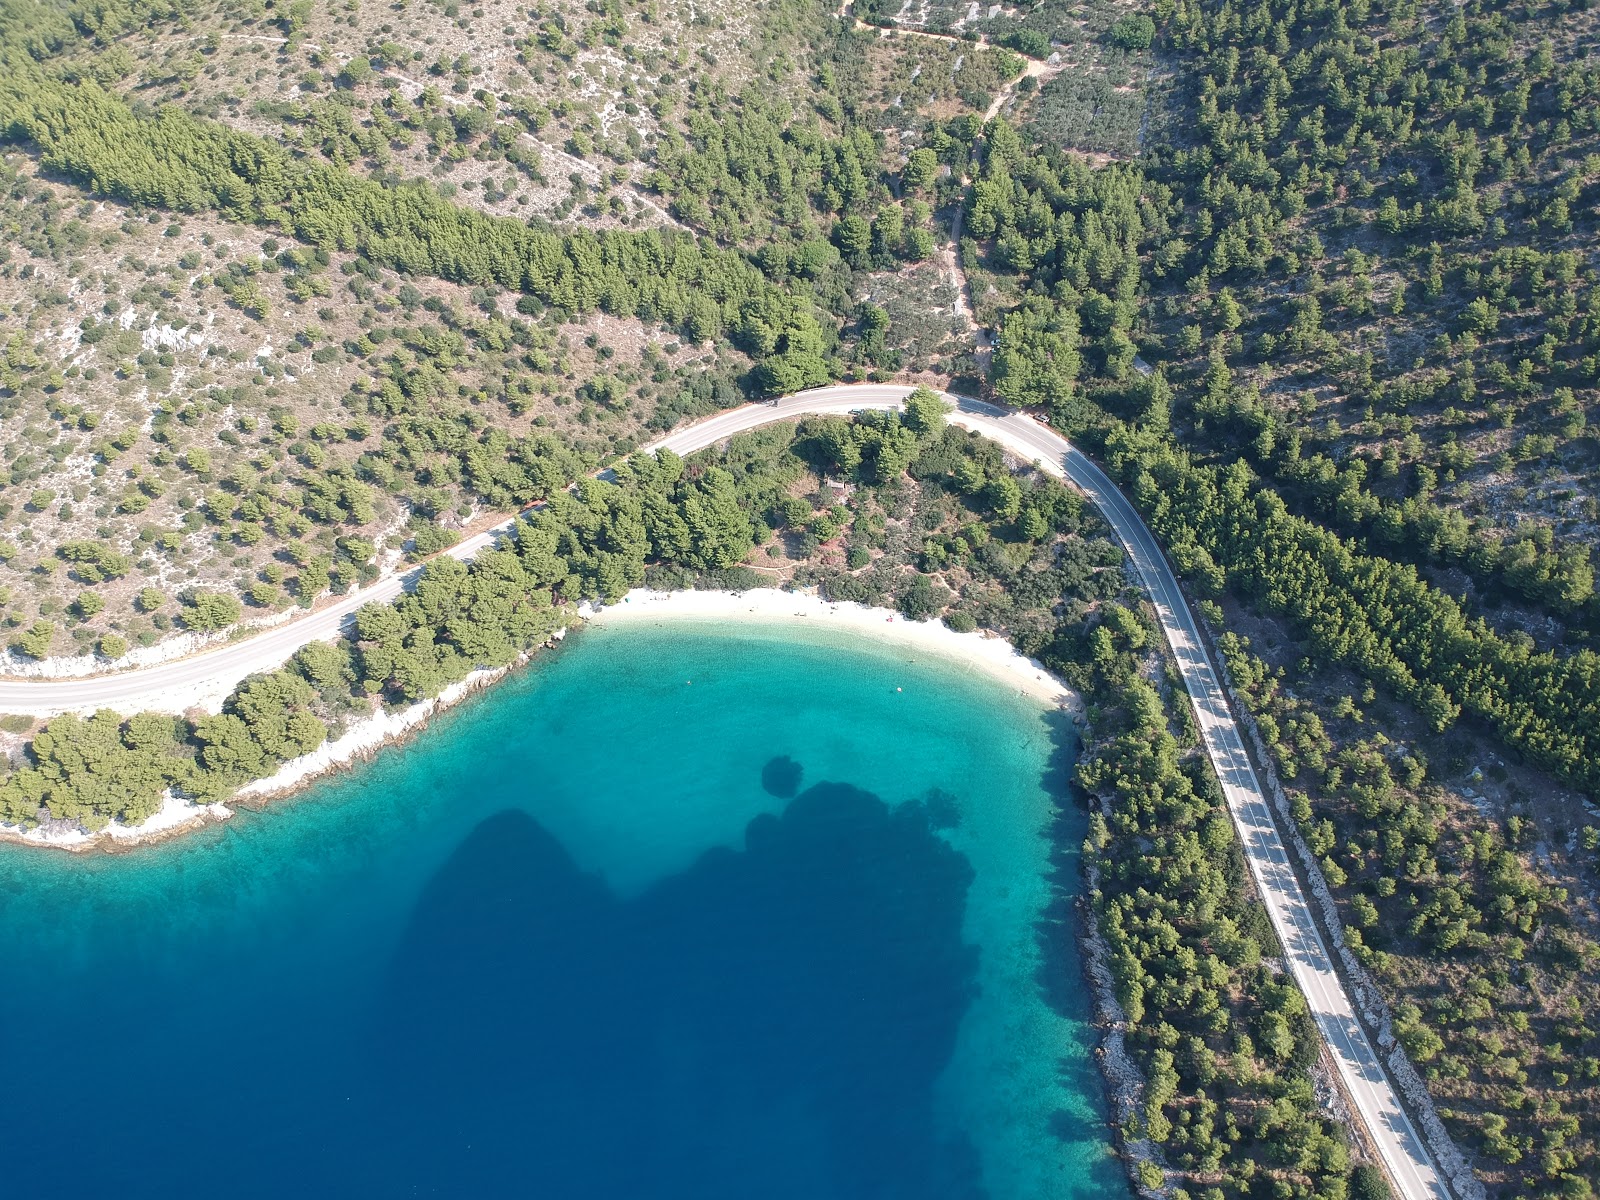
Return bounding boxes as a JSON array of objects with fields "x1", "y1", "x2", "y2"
[{"x1": 0, "y1": 1, "x2": 1597, "y2": 1198}]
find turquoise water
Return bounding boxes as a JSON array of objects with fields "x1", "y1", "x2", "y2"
[{"x1": 0, "y1": 621, "x2": 1123, "y2": 1200}]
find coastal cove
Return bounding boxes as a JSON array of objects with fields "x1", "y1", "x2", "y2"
[
  {"x1": 0, "y1": 588, "x2": 1081, "y2": 852},
  {"x1": 0, "y1": 620, "x2": 1124, "y2": 1200}
]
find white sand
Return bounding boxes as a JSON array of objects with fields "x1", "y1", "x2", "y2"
[{"x1": 584, "y1": 588, "x2": 1078, "y2": 711}]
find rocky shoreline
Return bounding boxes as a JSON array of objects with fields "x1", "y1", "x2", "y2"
[
  {"x1": 0, "y1": 644, "x2": 554, "y2": 854},
  {"x1": 1078, "y1": 858, "x2": 1170, "y2": 1200}
]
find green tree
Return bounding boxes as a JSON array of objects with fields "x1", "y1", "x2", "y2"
[
  {"x1": 12, "y1": 621, "x2": 56, "y2": 660},
  {"x1": 182, "y1": 592, "x2": 243, "y2": 632},
  {"x1": 903, "y1": 385, "x2": 949, "y2": 436},
  {"x1": 340, "y1": 55, "x2": 373, "y2": 86},
  {"x1": 902, "y1": 148, "x2": 938, "y2": 192},
  {"x1": 1107, "y1": 15, "x2": 1156, "y2": 50},
  {"x1": 832, "y1": 215, "x2": 872, "y2": 270},
  {"x1": 678, "y1": 468, "x2": 753, "y2": 569}
]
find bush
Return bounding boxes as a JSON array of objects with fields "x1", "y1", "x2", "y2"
[
  {"x1": 1003, "y1": 29, "x2": 1052, "y2": 57},
  {"x1": 57, "y1": 541, "x2": 132, "y2": 580},
  {"x1": 944, "y1": 609, "x2": 977, "y2": 633},
  {"x1": 409, "y1": 522, "x2": 461, "y2": 560},
  {"x1": 899, "y1": 574, "x2": 950, "y2": 621},
  {"x1": 1107, "y1": 15, "x2": 1156, "y2": 50},
  {"x1": 182, "y1": 591, "x2": 243, "y2": 631}
]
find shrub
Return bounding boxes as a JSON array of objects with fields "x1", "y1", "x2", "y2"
[
  {"x1": 1107, "y1": 15, "x2": 1156, "y2": 50},
  {"x1": 182, "y1": 591, "x2": 243, "y2": 631},
  {"x1": 899, "y1": 573, "x2": 950, "y2": 621},
  {"x1": 12, "y1": 620, "x2": 56, "y2": 660},
  {"x1": 1003, "y1": 29, "x2": 1051, "y2": 57},
  {"x1": 409, "y1": 522, "x2": 461, "y2": 560},
  {"x1": 944, "y1": 609, "x2": 977, "y2": 633}
]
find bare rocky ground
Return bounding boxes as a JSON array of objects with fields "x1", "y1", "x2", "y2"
[
  {"x1": 0, "y1": 152, "x2": 729, "y2": 669},
  {"x1": 94, "y1": 0, "x2": 804, "y2": 227}
]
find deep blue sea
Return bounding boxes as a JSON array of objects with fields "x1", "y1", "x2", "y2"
[{"x1": 0, "y1": 620, "x2": 1123, "y2": 1200}]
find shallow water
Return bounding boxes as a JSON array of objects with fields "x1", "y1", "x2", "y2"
[{"x1": 0, "y1": 622, "x2": 1123, "y2": 1200}]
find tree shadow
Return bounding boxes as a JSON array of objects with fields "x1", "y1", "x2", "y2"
[
  {"x1": 370, "y1": 774, "x2": 987, "y2": 1199},
  {"x1": 760, "y1": 754, "x2": 803, "y2": 798}
]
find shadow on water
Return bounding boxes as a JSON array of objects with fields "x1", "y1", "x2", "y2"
[
  {"x1": 1033, "y1": 710, "x2": 1126, "y2": 1177},
  {"x1": 373, "y1": 773, "x2": 986, "y2": 1199},
  {"x1": 760, "y1": 754, "x2": 804, "y2": 798}
]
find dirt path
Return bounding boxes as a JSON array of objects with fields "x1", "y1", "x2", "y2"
[
  {"x1": 983, "y1": 56, "x2": 1062, "y2": 121},
  {"x1": 941, "y1": 199, "x2": 993, "y2": 372},
  {"x1": 829, "y1": 2, "x2": 1060, "y2": 371}
]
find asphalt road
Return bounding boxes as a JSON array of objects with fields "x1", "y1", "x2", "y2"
[
  {"x1": 0, "y1": 516, "x2": 527, "y2": 716},
  {"x1": 0, "y1": 384, "x2": 1450, "y2": 1200}
]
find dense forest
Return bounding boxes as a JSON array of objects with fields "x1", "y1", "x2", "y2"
[
  {"x1": 1129, "y1": 2, "x2": 1600, "y2": 1189},
  {"x1": 1105, "y1": 435, "x2": 1600, "y2": 795},
  {"x1": 1148, "y1": 0, "x2": 1600, "y2": 629}
]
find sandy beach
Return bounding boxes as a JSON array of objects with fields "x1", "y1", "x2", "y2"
[
  {"x1": 585, "y1": 588, "x2": 1078, "y2": 710},
  {"x1": 1, "y1": 588, "x2": 1077, "y2": 852}
]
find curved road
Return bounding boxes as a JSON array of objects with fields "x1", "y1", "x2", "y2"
[
  {"x1": 0, "y1": 517, "x2": 530, "y2": 716},
  {"x1": 0, "y1": 384, "x2": 1448, "y2": 1200}
]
